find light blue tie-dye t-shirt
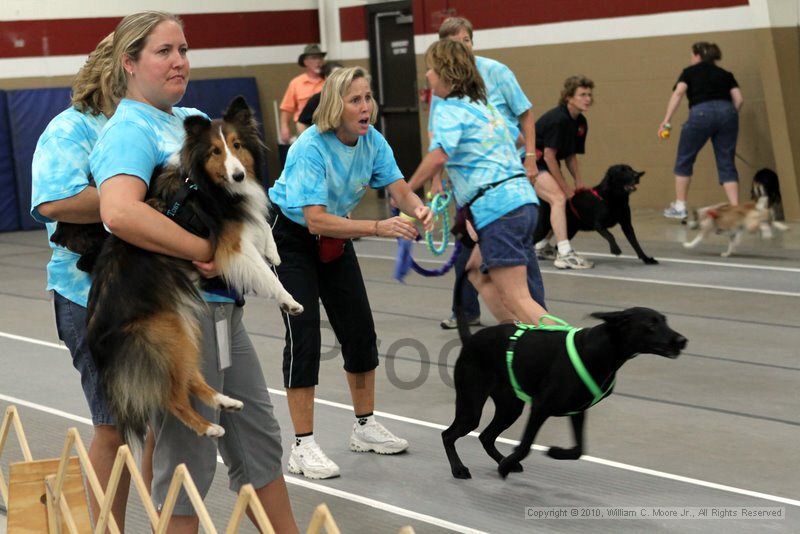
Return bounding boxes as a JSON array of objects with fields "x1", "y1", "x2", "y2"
[
  {"x1": 269, "y1": 125, "x2": 403, "y2": 226},
  {"x1": 428, "y1": 55, "x2": 532, "y2": 149},
  {"x1": 429, "y1": 96, "x2": 538, "y2": 230},
  {"x1": 30, "y1": 107, "x2": 107, "y2": 307},
  {"x1": 90, "y1": 98, "x2": 231, "y2": 303}
]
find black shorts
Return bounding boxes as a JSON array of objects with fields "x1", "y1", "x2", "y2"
[{"x1": 272, "y1": 211, "x2": 379, "y2": 388}]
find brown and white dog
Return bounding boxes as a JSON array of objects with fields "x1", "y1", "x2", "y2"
[
  {"x1": 683, "y1": 184, "x2": 789, "y2": 257},
  {"x1": 84, "y1": 97, "x2": 302, "y2": 442}
]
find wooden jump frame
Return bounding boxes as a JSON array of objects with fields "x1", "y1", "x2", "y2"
[{"x1": 0, "y1": 405, "x2": 415, "y2": 533}]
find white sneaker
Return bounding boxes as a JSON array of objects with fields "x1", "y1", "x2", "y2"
[
  {"x1": 349, "y1": 420, "x2": 409, "y2": 454},
  {"x1": 554, "y1": 250, "x2": 594, "y2": 270},
  {"x1": 287, "y1": 441, "x2": 340, "y2": 479},
  {"x1": 663, "y1": 202, "x2": 688, "y2": 219}
]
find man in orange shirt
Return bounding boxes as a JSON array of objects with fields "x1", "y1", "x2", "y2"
[{"x1": 279, "y1": 44, "x2": 326, "y2": 143}]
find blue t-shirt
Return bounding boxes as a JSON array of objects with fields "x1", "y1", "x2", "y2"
[
  {"x1": 90, "y1": 98, "x2": 231, "y2": 303},
  {"x1": 429, "y1": 56, "x2": 531, "y2": 142},
  {"x1": 30, "y1": 107, "x2": 107, "y2": 307},
  {"x1": 429, "y1": 96, "x2": 538, "y2": 229},
  {"x1": 269, "y1": 125, "x2": 403, "y2": 226}
]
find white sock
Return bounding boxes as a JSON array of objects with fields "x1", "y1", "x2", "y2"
[
  {"x1": 295, "y1": 434, "x2": 315, "y2": 447},
  {"x1": 674, "y1": 200, "x2": 686, "y2": 210},
  {"x1": 557, "y1": 240, "x2": 573, "y2": 256},
  {"x1": 534, "y1": 239, "x2": 551, "y2": 250},
  {"x1": 355, "y1": 414, "x2": 375, "y2": 427}
]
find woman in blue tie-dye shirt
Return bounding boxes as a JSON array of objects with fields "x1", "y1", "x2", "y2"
[
  {"x1": 30, "y1": 33, "x2": 135, "y2": 530},
  {"x1": 408, "y1": 39, "x2": 548, "y2": 326},
  {"x1": 269, "y1": 66, "x2": 433, "y2": 480},
  {"x1": 88, "y1": 11, "x2": 297, "y2": 532}
]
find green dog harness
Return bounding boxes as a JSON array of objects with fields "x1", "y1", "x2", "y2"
[{"x1": 505, "y1": 314, "x2": 615, "y2": 411}]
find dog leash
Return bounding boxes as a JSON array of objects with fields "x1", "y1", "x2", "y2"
[
  {"x1": 567, "y1": 187, "x2": 603, "y2": 223},
  {"x1": 425, "y1": 191, "x2": 452, "y2": 256},
  {"x1": 505, "y1": 314, "x2": 615, "y2": 410}
]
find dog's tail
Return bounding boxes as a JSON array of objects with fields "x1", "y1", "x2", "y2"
[
  {"x1": 89, "y1": 304, "x2": 202, "y2": 444},
  {"x1": 87, "y1": 245, "x2": 204, "y2": 444},
  {"x1": 96, "y1": 336, "x2": 171, "y2": 444},
  {"x1": 454, "y1": 267, "x2": 474, "y2": 344}
]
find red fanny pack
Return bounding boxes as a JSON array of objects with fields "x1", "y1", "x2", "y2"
[{"x1": 317, "y1": 235, "x2": 347, "y2": 263}]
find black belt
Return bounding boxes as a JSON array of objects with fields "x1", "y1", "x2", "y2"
[{"x1": 463, "y1": 174, "x2": 526, "y2": 210}]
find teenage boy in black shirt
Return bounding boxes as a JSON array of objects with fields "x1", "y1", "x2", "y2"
[{"x1": 533, "y1": 75, "x2": 594, "y2": 269}]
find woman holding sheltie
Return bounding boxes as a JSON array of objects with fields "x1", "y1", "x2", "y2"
[
  {"x1": 269, "y1": 66, "x2": 433, "y2": 480},
  {"x1": 88, "y1": 11, "x2": 297, "y2": 533},
  {"x1": 407, "y1": 39, "x2": 548, "y2": 325}
]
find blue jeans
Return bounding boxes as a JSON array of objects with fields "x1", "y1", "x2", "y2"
[
  {"x1": 476, "y1": 203, "x2": 546, "y2": 309},
  {"x1": 53, "y1": 292, "x2": 114, "y2": 425},
  {"x1": 674, "y1": 100, "x2": 739, "y2": 183}
]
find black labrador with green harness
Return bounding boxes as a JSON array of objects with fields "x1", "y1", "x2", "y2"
[{"x1": 442, "y1": 304, "x2": 687, "y2": 479}]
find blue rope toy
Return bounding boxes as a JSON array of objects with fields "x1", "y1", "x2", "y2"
[{"x1": 392, "y1": 191, "x2": 460, "y2": 282}]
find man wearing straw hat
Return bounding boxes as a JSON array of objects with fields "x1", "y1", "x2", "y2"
[{"x1": 279, "y1": 44, "x2": 326, "y2": 143}]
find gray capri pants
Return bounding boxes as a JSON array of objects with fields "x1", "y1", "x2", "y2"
[{"x1": 150, "y1": 302, "x2": 283, "y2": 516}]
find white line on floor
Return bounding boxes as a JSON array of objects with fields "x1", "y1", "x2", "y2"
[
  {"x1": 0, "y1": 392, "x2": 485, "y2": 534},
  {"x1": 4, "y1": 331, "x2": 800, "y2": 509},
  {"x1": 354, "y1": 253, "x2": 800, "y2": 298}
]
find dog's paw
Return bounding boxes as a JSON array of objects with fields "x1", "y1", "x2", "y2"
[
  {"x1": 264, "y1": 247, "x2": 281, "y2": 266},
  {"x1": 280, "y1": 297, "x2": 304, "y2": 316},
  {"x1": 682, "y1": 242, "x2": 694, "y2": 249},
  {"x1": 503, "y1": 461, "x2": 523, "y2": 473},
  {"x1": 547, "y1": 446, "x2": 582, "y2": 460},
  {"x1": 642, "y1": 256, "x2": 658, "y2": 265},
  {"x1": 451, "y1": 466, "x2": 472, "y2": 479},
  {"x1": 497, "y1": 458, "x2": 520, "y2": 479},
  {"x1": 610, "y1": 245, "x2": 622, "y2": 256},
  {"x1": 214, "y1": 393, "x2": 244, "y2": 411},
  {"x1": 204, "y1": 424, "x2": 226, "y2": 438},
  {"x1": 721, "y1": 251, "x2": 731, "y2": 258}
]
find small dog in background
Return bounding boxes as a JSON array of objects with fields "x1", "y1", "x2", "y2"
[
  {"x1": 752, "y1": 168, "x2": 783, "y2": 221},
  {"x1": 684, "y1": 183, "x2": 789, "y2": 257}
]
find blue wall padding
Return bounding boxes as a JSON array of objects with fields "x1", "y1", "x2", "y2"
[
  {"x1": 2, "y1": 77, "x2": 263, "y2": 232},
  {"x1": 0, "y1": 91, "x2": 20, "y2": 231},
  {"x1": 7, "y1": 87, "x2": 72, "y2": 230}
]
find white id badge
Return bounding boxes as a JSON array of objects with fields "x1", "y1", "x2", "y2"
[{"x1": 214, "y1": 305, "x2": 231, "y2": 371}]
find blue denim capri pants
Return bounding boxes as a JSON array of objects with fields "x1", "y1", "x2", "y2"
[{"x1": 674, "y1": 100, "x2": 739, "y2": 184}]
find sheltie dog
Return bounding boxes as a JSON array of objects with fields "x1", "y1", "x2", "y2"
[
  {"x1": 84, "y1": 96, "x2": 302, "y2": 442},
  {"x1": 683, "y1": 184, "x2": 789, "y2": 257}
]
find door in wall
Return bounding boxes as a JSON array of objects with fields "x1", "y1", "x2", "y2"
[{"x1": 367, "y1": 1, "x2": 421, "y2": 193}]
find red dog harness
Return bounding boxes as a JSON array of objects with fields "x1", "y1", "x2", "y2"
[{"x1": 567, "y1": 187, "x2": 603, "y2": 222}]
